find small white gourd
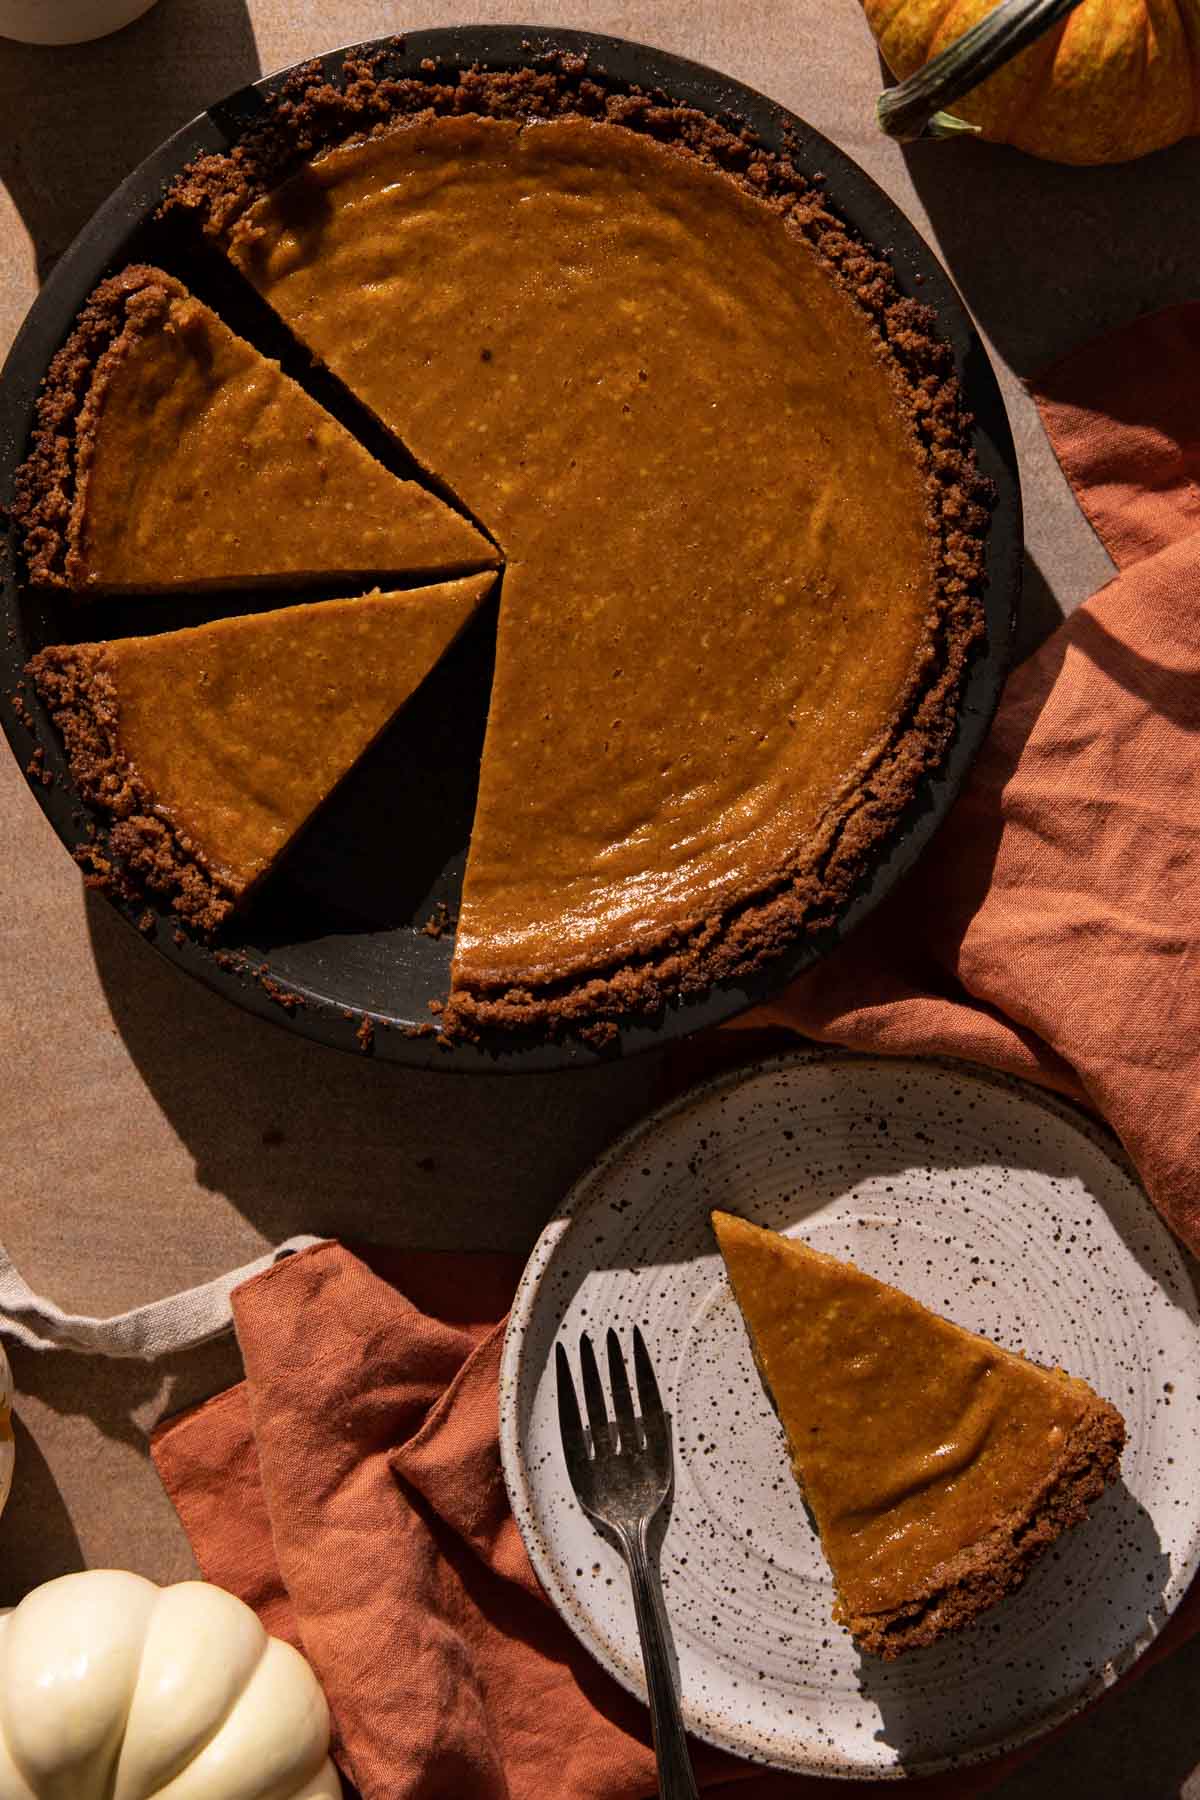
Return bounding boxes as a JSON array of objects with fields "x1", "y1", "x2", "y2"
[{"x1": 0, "y1": 1571, "x2": 340, "y2": 1800}]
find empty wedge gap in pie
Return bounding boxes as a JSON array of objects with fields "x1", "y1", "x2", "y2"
[{"x1": 14, "y1": 52, "x2": 994, "y2": 1047}]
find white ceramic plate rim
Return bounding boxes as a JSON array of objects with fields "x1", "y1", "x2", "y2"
[{"x1": 499, "y1": 1049, "x2": 1200, "y2": 1781}]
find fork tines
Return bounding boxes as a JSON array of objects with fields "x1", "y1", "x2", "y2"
[{"x1": 556, "y1": 1325, "x2": 668, "y2": 1464}]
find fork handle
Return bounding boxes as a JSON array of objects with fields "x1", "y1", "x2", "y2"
[{"x1": 619, "y1": 1521, "x2": 700, "y2": 1800}]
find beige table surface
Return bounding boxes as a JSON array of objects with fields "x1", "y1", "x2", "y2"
[{"x1": 2, "y1": 2, "x2": 1199, "y2": 1793}]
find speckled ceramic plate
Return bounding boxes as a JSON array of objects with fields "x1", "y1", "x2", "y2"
[{"x1": 499, "y1": 1051, "x2": 1200, "y2": 1780}]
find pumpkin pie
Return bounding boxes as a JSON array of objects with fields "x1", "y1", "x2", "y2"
[
  {"x1": 12, "y1": 265, "x2": 495, "y2": 595},
  {"x1": 164, "y1": 56, "x2": 990, "y2": 1040},
  {"x1": 17, "y1": 56, "x2": 991, "y2": 1039},
  {"x1": 711, "y1": 1210, "x2": 1125, "y2": 1658},
  {"x1": 28, "y1": 575, "x2": 495, "y2": 930}
]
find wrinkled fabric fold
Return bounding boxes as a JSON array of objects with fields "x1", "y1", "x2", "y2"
[
  {"x1": 154, "y1": 1242, "x2": 1016, "y2": 1799},
  {"x1": 1035, "y1": 303, "x2": 1200, "y2": 569}
]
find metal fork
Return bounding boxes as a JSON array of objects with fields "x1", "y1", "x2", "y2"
[{"x1": 556, "y1": 1327, "x2": 700, "y2": 1800}]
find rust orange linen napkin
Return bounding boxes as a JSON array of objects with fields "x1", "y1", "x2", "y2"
[
  {"x1": 154, "y1": 1240, "x2": 1072, "y2": 1800},
  {"x1": 738, "y1": 302, "x2": 1200, "y2": 1257}
]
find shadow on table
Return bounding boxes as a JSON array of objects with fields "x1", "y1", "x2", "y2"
[
  {"x1": 0, "y1": 0, "x2": 260, "y2": 284},
  {"x1": 0, "y1": 1408, "x2": 83, "y2": 1600},
  {"x1": 7, "y1": 1326, "x2": 242, "y2": 1444},
  {"x1": 1015, "y1": 546, "x2": 1066, "y2": 665},
  {"x1": 80, "y1": 886, "x2": 663, "y2": 1258},
  {"x1": 896, "y1": 130, "x2": 1200, "y2": 380},
  {"x1": 987, "y1": 1629, "x2": 1200, "y2": 1798},
  {"x1": 2, "y1": 1331, "x2": 244, "y2": 1599}
]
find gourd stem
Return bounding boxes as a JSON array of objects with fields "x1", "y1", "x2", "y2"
[{"x1": 876, "y1": 0, "x2": 1088, "y2": 142}]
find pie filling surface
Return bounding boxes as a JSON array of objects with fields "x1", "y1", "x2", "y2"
[
  {"x1": 16, "y1": 61, "x2": 992, "y2": 1038},
  {"x1": 712, "y1": 1211, "x2": 1125, "y2": 1653}
]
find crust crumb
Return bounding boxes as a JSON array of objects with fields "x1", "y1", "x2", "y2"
[
  {"x1": 258, "y1": 966, "x2": 304, "y2": 1011},
  {"x1": 12, "y1": 266, "x2": 184, "y2": 591},
  {"x1": 420, "y1": 899, "x2": 455, "y2": 939}
]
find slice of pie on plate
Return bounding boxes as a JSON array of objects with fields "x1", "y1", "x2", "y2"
[
  {"x1": 28, "y1": 573, "x2": 495, "y2": 930},
  {"x1": 13, "y1": 265, "x2": 495, "y2": 594},
  {"x1": 711, "y1": 1210, "x2": 1126, "y2": 1658}
]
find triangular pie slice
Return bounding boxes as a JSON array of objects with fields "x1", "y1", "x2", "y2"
[
  {"x1": 28, "y1": 574, "x2": 495, "y2": 930},
  {"x1": 711, "y1": 1210, "x2": 1125, "y2": 1659},
  {"x1": 13, "y1": 265, "x2": 496, "y2": 594}
]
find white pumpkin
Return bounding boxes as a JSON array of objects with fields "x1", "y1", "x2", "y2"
[
  {"x1": 0, "y1": 1348, "x2": 11, "y2": 1518},
  {"x1": 0, "y1": 1572, "x2": 340, "y2": 1800}
]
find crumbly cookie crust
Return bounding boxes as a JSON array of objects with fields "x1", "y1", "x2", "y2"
[
  {"x1": 27, "y1": 644, "x2": 237, "y2": 932},
  {"x1": 844, "y1": 1395, "x2": 1126, "y2": 1659},
  {"x1": 12, "y1": 266, "x2": 184, "y2": 591}
]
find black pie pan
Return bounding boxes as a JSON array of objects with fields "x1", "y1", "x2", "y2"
[{"x1": 0, "y1": 26, "x2": 1021, "y2": 1072}]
